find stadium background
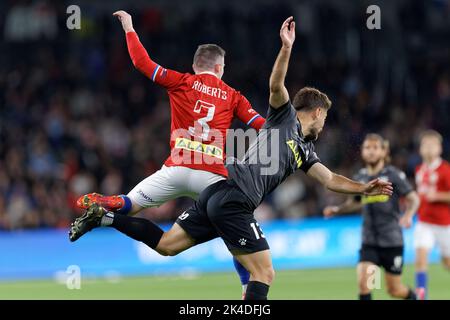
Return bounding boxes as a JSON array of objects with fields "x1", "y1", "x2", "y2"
[{"x1": 0, "y1": 0, "x2": 449, "y2": 299}]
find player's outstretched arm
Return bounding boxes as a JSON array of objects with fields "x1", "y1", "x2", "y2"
[
  {"x1": 323, "y1": 197, "x2": 363, "y2": 218},
  {"x1": 269, "y1": 16, "x2": 295, "y2": 109},
  {"x1": 113, "y1": 10, "x2": 183, "y2": 88},
  {"x1": 307, "y1": 162, "x2": 393, "y2": 196}
]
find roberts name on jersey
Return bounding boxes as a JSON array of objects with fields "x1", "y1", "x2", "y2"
[{"x1": 192, "y1": 80, "x2": 227, "y2": 100}]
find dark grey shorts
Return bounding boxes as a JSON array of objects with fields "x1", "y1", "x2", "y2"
[{"x1": 176, "y1": 180, "x2": 269, "y2": 254}]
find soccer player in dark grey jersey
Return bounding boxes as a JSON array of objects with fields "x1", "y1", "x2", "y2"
[
  {"x1": 324, "y1": 134, "x2": 420, "y2": 300},
  {"x1": 68, "y1": 17, "x2": 393, "y2": 300}
]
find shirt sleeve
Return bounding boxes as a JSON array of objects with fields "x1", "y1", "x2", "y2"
[
  {"x1": 125, "y1": 32, "x2": 185, "y2": 90},
  {"x1": 393, "y1": 168, "x2": 414, "y2": 197},
  {"x1": 234, "y1": 94, "x2": 265, "y2": 130},
  {"x1": 300, "y1": 146, "x2": 321, "y2": 173},
  {"x1": 265, "y1": 101, "x2": 296, "y2": 127}
]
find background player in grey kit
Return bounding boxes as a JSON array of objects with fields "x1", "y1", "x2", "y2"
[
  {"x1": 324, "y1": 134, "x2": 420, "y2": 300},
  {"x1": 69, "y1": 17, "x2": 393, "y2": 300}
]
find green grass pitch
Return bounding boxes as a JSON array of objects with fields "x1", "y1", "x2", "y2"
[{"x1": 0, "y1": 264, "x2": 448, "y2": 300}]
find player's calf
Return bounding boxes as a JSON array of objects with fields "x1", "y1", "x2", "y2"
[
  {"x1": 155, "y1": 224, "x2": 196, "y2": 256},
  {"x1": 234, "y1": 250, "x2": 274, "y2": 300},
  {"x1": 243, "y1": 265, "x2": 274, "y2": 300},
  {"x1": 103, "y1": 212, "x2": 165, "y2": 250},
  {"x1": 357, "y1": 262, "x2": 373, "y2": 299},
  {"x1": 415, "y1": 248, "x2": 429, "y2": 299},
  {"x1": 386, "y1": 284, "x2": 416, "y2": 300}
]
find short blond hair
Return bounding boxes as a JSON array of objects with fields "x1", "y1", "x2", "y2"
[{"x1": 420, "y1": 129, "x2": 443, "y2": 144}]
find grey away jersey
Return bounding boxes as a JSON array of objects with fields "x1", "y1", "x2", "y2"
[
  {"x1": 227, "y1": 101, "x2": 320, "y2": 208},
  {"x1": 354, "y1": 165, "x2": 413, "y2": 247}
]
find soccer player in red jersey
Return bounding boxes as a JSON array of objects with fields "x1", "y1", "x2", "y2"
[
  {"x1": 77, "y1": 10, "x2": 264, "y2": 215},
  {"x1": 73, "y1": 10, "x2": 264, "y2": 294},
  {"x1": 414, "y1": 130, "x2": 450, "y2": 299}
]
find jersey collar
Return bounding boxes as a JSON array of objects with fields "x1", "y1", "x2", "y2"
[
  {"x1": 197, "y1": 71, "x2": 219, "y2": 78},
  {"x1": 425, "y1": 157, "x2": 442, "y2": 171},
  {"x1": 296, "y1": 116, "x2": 305, "y2": 139}
]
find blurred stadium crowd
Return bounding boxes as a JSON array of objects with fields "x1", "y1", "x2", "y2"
[{"x1": 0, "y1": 0, "x2": 449, "y2": 229}]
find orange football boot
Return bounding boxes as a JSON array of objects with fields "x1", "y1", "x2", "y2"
[{"x1": 76, "y1": 193, "x2": 125, "y2": 211}]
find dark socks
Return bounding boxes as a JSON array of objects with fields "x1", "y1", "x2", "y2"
[
  {"x1": 116, "y1": 195, "x2": 132, "y2": 215},
  {"x1": 244, "y1": 281, "x2": 269, "y2": 300},
  {"x1": 110, "y1": 213, "x2": 164, "y2": 249},
  {"x1": 359, "y1": 293, "x2": 372, "y2": 300},
  {"x1": 405, "y1": 288, "x2": 417, "y2": 300}
]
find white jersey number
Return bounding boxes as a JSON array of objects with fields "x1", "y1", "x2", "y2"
[
  {"x1": 250, "y1": 222, "x2": 265, "y2": 240},
  {"x1": 188, "y1": 100, "x2": 216, "y2": 140}
]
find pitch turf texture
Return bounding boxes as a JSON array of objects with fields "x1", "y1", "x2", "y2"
[{"x1": 0, "y1": 264, "x2": 447, "y2": 300}]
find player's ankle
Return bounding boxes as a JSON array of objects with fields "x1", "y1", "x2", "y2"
[
  {"x1": 359, "y1": 292, "x2": 372, "y2": 300},
  {"x1": 405, "y1": 288, "x2": 417, "y2": 300},
  {"x1": 116, "y1": 195, "x2": 132, "y2": 215}
]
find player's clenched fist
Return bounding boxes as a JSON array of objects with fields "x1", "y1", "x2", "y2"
[
  {"x1": 113, "y1": 10, "x2": 134, "y2": 33},
  {"x1": 280, "y1": 16, "x2": 295, "y2": 49}
]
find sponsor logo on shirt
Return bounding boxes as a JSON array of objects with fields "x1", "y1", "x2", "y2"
[
  {"x1": 361, "y1": 194, "x2": 390, "y2": 204},
  {"x1": 174, "y1": 137, "x2": 224, "y2": 159},
  {"x1": 137, "y1": 189, "x2": 153, "y2": 202},
  {"x1": 286, "y1": 140, "x2": 303, "y2": 168}
]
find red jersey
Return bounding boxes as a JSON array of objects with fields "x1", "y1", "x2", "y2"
[
  {"x1": 126, "y1": 32, "x2": 265, "y2": 177},
  {"x1": 415, "y1": 158, "x2": 450, "y2": 225}
]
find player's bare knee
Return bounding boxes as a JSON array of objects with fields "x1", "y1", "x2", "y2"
[
  {"x1": 415, "y1": 258, "x2": 427, "y2": 271},
  {"x1": 155, "y1": 246, "x2": 178, "y2": 257},
  {"x1": 164, "y1": 249, "x2": 179, "y2": 256},
  {"x1": 251, "y1": 266, "x2": 275, "y2": 285},
  {"x1": 155, "y1": 237, "x2": 179, "y2": 256}
]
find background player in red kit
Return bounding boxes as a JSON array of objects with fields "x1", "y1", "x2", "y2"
[
  {"x1": 414, "y1": 130, "x2": 450, "y2": 299},
  {"x1": 71, "y1": 10, "x2": 264, "y2": 294}
]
